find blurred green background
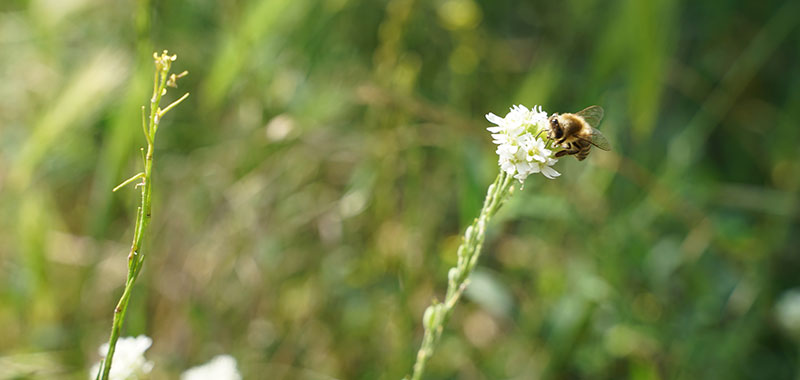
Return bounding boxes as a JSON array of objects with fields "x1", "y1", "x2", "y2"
[{"x1": 1, "y1": 0, "x2": 799, "y2": 378}]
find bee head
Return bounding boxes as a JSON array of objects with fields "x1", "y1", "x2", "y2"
[{"x1": 548, "y1": 115, "x2": 563, "y2": 139}]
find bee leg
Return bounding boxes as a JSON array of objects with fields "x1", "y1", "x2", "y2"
[
  {"x1": 555, "y1": 142, "x2": 579, "y2": 158},
  {"x1": 554, "y1": 142, "x2": 570, "y2": 157}
]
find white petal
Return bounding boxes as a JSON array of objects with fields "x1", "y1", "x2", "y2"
[
  {"x1": 541, "y1": 165, "x2": 561, "y2": 179},
  {"x1": 485, "y1": 113, "x2": 504, "y2": 125},
  {"x1": 502, "y1": 162, "x2": 516, "y2": 175}
]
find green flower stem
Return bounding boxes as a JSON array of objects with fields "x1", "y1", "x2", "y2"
[
  {"x1": 407, "y1": 170, "x2": 515, "y2": 380},
  {"x1": 98, "y1": 52, "x2": 188, "y2": 380}
]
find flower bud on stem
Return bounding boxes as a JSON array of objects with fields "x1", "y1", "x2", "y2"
[{"x1": 97, "y1": 51, "x2": 188, "y2": 380}]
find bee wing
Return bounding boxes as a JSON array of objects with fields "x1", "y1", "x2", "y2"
[
  {"x1": 588, "y1": 128, "x2": 611, "y2": 151},
  {"x1": 575, "y1": 105, "x2": 604, "y2": 129}
]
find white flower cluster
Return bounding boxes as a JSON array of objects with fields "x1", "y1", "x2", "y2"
[
  {"x1": 89, "y1": 335, "x2": 154, "y2": 380},
  {"x1": 89, "y1": 336, "x2": 242, "y2": 379},
  {"x1": 181, "y1": 355, "x2": 242, "y2": 380},
  {"x1": 486, "y1": 105, "x2": 560, "y2": 181}
]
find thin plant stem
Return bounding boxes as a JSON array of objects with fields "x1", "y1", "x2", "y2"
[
  {"x1": 97, "y1": 51, "x2": 188, "y2": 380},
  {"x1": 407, "y1": 170, "x2": 515, "y2": 380}
]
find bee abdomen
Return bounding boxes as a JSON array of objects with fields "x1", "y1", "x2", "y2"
[
  {"x1": 575, "y1": 142, "x2": 591, "y2": 161},
  {"x1": 575, "y1": 141, "x2": 592, "y2": 161}
]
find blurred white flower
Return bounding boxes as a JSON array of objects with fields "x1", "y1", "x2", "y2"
[
  {"x1": 181, "y1": 355, "x2": 241, "y2": 380},
  {"x1": 486, "y1": 104, "x2": 560, "y2": 181},
  {"x1": 776, "y1": 288, "x2": 800, "y2": 340},
  {"x1": 89, "y1": 335, "x2": 154, "y2": 380}
]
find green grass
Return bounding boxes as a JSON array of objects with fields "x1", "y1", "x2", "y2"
[{"x1": 0, "y1": 0, "x2": 799, "y2": 379}]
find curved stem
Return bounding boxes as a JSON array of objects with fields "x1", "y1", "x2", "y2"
[{"x1": 407, "y1": 171, "x2": 514, "y2": 380}]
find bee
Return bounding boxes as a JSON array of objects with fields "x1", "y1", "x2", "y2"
[{"x1": 547, "y1": 105, "x2": 611, "y2": 161}]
